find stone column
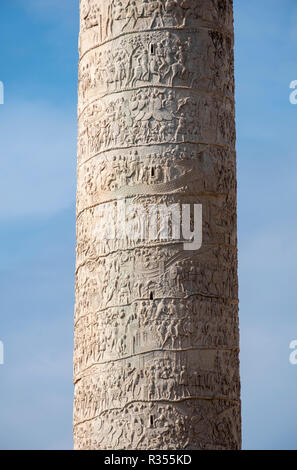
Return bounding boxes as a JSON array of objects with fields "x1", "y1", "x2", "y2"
[{"x1": 74, "y1": 0, "x2": 241, "y2": 450}]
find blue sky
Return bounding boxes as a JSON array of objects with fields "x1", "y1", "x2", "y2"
[{"x1": 0, "y1": 0, "x2": 297, "y2": 450}]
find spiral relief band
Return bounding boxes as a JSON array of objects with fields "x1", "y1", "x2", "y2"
[{"x1": 74, "y1": 0, "x2": 241, "y2": 450}]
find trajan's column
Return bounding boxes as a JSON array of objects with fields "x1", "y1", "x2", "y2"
[{"x1": 74, "y1": 0, "x2": 241, "y2": 450}]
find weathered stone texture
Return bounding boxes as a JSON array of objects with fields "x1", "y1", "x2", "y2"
[{"x1": 74, "y1": 0, "x2": 241, "y2": 450}]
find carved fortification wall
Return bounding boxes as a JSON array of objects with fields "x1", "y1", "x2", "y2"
[{"x1": 74, "y1": 0, "x2": 241, "y2": 450}]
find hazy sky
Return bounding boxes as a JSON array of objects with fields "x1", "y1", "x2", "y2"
[{"x1": 0, "y1": 0, "x2": 297, "y2": 450}]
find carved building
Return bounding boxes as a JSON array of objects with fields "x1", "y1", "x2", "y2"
[{"x1": 74, "y1": 0, "x2": 241, "y2": 449}]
